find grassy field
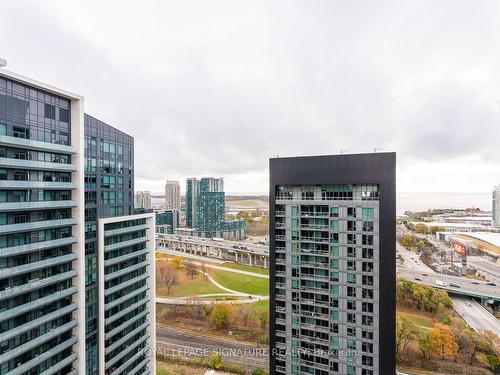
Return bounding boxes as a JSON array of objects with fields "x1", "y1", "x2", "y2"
[
  {"x1": 156, "y1": 368, "x2": 175, "y2": 375},
  {"x1": 251, "y1": 299, "x2": 269, "y2": 313},
  {"x1": 221, "y1": 262, "x2": 269, "y2": 275},
  {"x1": 208, "y1": 269, "x2": 269, "y2": 295},
  {"x1": 396, "y1": 305, "x2": 435, "y2": 329},
  {"x1": 157, "y1": 264, "x2": 225, "y2": 297}
]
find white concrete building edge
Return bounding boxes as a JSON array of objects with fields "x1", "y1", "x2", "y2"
[
  {"x1": 0, "y1": 68, "x2": 87, "y2": 374},
  {"x1": 98, "y1": 212, "x2": 156, "y2": 375}
]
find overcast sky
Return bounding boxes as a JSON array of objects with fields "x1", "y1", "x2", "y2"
[{"x1": 1, "y1": 1, "x2": 499, "y2": 194}]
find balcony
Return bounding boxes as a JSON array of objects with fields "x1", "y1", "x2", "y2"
[
  {"x1": 105, "y1": 310, "x2": 149, "y2": 341},
  {"x1": 300, "y1": 261, "x2": 329, "y2": 268},
  {"x1": 105, "y1": 320, "x2": 149, "y2": 355},
  {"x1": 0, "y1": 253, "x2": 77, "y2": 279},
  {"x1": 0, "y1": 157, "x2": 76, "y2": 172},
  {"x1": 38, "y1": 352, "x2": 78, "y2": 375},
  {"x1": 104, "y1": 260, "x2": 148, "y2": 282},
  {"x1": 0, "y1": 180, "x2": 76, "y2": 190},
  {"x1": 0, "y1": 236, "x2": 77, "y2": 257},
  {"x1": 122, "y1": 356, "x2": 150, "y2": 375},
  {"x1": 0, "y1": 303, "x2": 77, "y2": 342},
  {"x1": 0, "y1": 135, "x2": 76, "y2": 154},
  {"x1": 105, "y1": 334, "x2": 150, "y2": 372},
  {"x1": 300, "y1": 212, "x2": 329, "y2": 217},
  {"x1": 300, "y1": 237, "x2": 329, "y2": 243},
  {"x1": 104, "y1": 248, "x2": 150, "y2": 267},
  {"x1": 104, "y1": 223, "x2": 149, "y2": 237},
  {"x1": 7, "y1": 336, "x2": 77, "y2": 375},
  {"x1": 0, "y1": 270, "x2": 77, "y2": 301},
  {"x1": 0, "y1": 200, "x2": 76, "y2": 212},
  {"x1": 105, "y1": 285, "x2": 149, "y2": 311},
  {"x1": 300, "y1": 285, "x2": 329, "y2": 293},
  {"x1": 0, "y1": 320, "x2": 76, "y2": 364},
  {"x1": 105, "y1": 298, "x2": 150, "y2": 326},
  {"x1": 275, "y1": 258, "x2": 286, "y2": 265},
  {"x1": 104, "y1": 273, "x2": 149, "y2": 297},
  {"x1": 104, "y1": 236, "x2": 149, "y2": 252},
  {"x1": 275, "y1": 210, "x2": 286, "y2": 216},
  {"x1": 0, "y1": 218, "x2": 76, "y2": 235},
  {"x1": 1, "y1": 286, "x2": 77, "y2": 321}
]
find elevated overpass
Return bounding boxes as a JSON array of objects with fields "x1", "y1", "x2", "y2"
[
  {"x1": 156, "y1": 233, "x2": 269, "y2": 268},
  {"x1": 398, "y1": 267, "x2": 500, "y2": 304}
]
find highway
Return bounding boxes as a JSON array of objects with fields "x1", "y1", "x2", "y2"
[
  {"x1": 398, "y1": 262, "x2": 499, "y2": 301},
  {"x1": 156, "y1": 325, "x2": 269, "y2": 370},
  {"x1": 452, "y1": 297, "x2": 500, "y2": 337},
  {"x1": 468, "y1": 257, "x2": 500, "y2": 282}
]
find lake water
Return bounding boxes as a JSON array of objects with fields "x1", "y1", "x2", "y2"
[
  {"x1": 153, "y1": 192, "x2": 491, "y2": 216},
  {"x1": 396, "y1": 192, "x2": 490, "y2": 216}
]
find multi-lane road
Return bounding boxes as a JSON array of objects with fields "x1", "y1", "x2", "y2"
[
  {"x1": 468, "y1": 257, "x2": 500, "y2": 282},
  {"x1": 397, "y1": 243, "x2": 499, "y2": 301},
  {"x1": 397, "y1": 238, "x2": 500, "y2": 334},
  {"x1": 452, "y1": 297, "x2": 500, "y2": 337}
]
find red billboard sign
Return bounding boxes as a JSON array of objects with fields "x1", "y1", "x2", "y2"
[{"x1": 453, "y1": 242, "x2": 467, "y2": 256}]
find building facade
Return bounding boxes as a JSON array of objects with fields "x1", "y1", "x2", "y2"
[
  {"x1": 155, "y1": 209, "x2": 179, "y2": 234},
  {"x1": 164, "y1": 180, "x2": 180, "y2": 211},
  {"x1": 98, "y1": 213, "x2": 155, "y2": 375},
  {"x1": 135, "y1": 191, "x2": 151, "y2": 211},
  {"x1": 185, "y1": 178, "x2": 199, "y2": 228},
  {"x1": 84, "y1": 115, "x2": 137, "y2": 374},
  {"x1": 269, "y1": 153, "x2": 396, "y2": 375},
  {"x1": 0, "y1": 69, "x2": 86, "y2": 373},
  {"x1": 493, "y1": 185, "x2": 500, "y2": 227},
  {"x1": 0, "y1": 68, "x2": 155, "y2": 375},
  {"x1": 185, "y1": 177, "x2": 245, "y2": 239}
]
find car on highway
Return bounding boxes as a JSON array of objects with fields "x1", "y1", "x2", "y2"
[
  {"x1": 486, "y1": 282, "x2": 497, "y2": 286},
  {"x1": 465, "y1": 301, "x2": 472, "y2": 307},
  {"x1": 449, "y1": 282, "x2": 460, "y2": 288},
  {"x1": 421, "y1": 273, "x2": 428, "y2": 276},
  {"x1": 471, "y1": 281, "x2": 480, "y2": 285},
  {"x1": 414, "y1": 277, "x2": 422, "y2": 281},
  {"x1": 435, "y1": 280, "x2": 446, "y2": 287}
]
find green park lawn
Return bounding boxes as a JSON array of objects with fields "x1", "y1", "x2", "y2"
[
  {"x1": 158, "y1": 271, "x2": 225, "y2": 297},
  {"x1": 156, "y1": 369, "x2": 174, "y2": 375},
  {"x1": 221, "y1": 262, "x2": 269, "y2": 275},
  {"x1": 251, "y1": 299, "x2": 270, "y2": 313},
  {"x1": 208, "y1": 269, "x2": 269, "y2": 295}
]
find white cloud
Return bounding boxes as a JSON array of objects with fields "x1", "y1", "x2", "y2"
[{"x1": 1, "y1": 0, "x2": 499, "y2": 193}]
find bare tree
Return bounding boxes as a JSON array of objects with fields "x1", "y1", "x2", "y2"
[
  {"x1": 184, "y1": 262, "x2": 199, "y2": 279},
  {"x1": 163, "y1": 269, "x2": 178, "y2": 293}
]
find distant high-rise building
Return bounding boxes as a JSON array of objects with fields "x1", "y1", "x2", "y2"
[
  {"x1": 270, "y1": 153, "x2": 396, "y2": 375},
  {"x1": 135, "y1": 190, "x2": 152, "y2": 210},
  {"x1": 493, "y1": 185, "x2": 500, "y2": 227},
  {"x1": 165, "y1": 180, "x2": 181, "y2": 211},
  {"x1": 186, "y1": 178, "x2": 199, "y2": 228},
  {"x1": 156, "y1": 209, "x2": 180, "y2": 234},
  {"x1": 185, "y1": 177, "x2": 245, "y2": 239}
]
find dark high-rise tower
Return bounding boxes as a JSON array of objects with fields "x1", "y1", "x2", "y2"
[
  {"x1": 269, "y1": 153, "x2": 396, "y2": 375},
  {"x1": 84, "y1": 115, "x2": 155, "y2": 375}
]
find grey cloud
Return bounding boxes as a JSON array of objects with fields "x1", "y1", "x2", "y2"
[{"x1": 1, "y1": 0, "x2": 499, "y2": 192}]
